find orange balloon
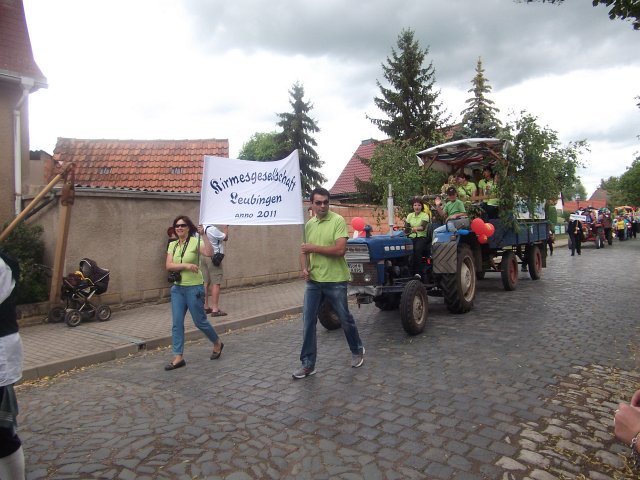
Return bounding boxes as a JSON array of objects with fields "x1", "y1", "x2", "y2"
[
  {"x1": 484, "y1": 222, "x2": 495, "y2": 237},
  {"x1": 478, "y1": 233, "x2": 488, "y2": 244},
  {"x1": 471, "y1": 218, "x2": 485, "y2": 234}
]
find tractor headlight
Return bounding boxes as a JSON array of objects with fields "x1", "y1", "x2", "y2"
[{"x1": 363, "y1": 273, "x2": 372, "y2": 283}]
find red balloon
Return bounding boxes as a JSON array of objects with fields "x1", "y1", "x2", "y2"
[
  {"x1": 484, "y1": 222, "x2": 495, "y2": 237},
  {"x1": 358, "y1": 230, "x2": 366, "y2": 237},
  {"x1": 478, "y1": 233, "x2": 488, "y2": 244},
  {"x1": 351, "y1": 217, "x2": 365, "y2": 231},
  {"x1": 471, "y1": 218, "x2": 485, "y2": 234}
]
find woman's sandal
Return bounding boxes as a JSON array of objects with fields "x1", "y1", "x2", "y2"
[
  {"x1": 211, "y1": 310, "x2": 227, "y2": 317},
  {"x1": 210, "y1": 342, "x2": 224, "y2": 360},
  {"x1": 164, "y1": 359, "x2": 186, "y2": 371},
  {"x1": 205, "y1": 308, "x2": 213, "y2": 314}
]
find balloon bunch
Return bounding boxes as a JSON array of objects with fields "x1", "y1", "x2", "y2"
[{"x1": 471, "y1": 218, "x2": 495, "y2": 244}]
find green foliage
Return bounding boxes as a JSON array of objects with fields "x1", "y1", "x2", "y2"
[
  {"x1": 276, "y1": 82, "x2": 325, "y2": 196},
  {"x1": 238, "y1": 132, "x2": 282, "y2": 161},
  {"x1": 545, "y1": 201, "x2": 559, "y2": 225},
  {"x1": 603, "y1": 155, "x2": 640, "y2": 205},
  {"x1": 0, "y1": 221, "x2": 48, "y2": 304},
  {"x1": 592, "y1": 0, "x2": 640, "y2": 30},
  {"x1": 453, "y1": 57, "x2": 502, "y2": 140},
  {"x1": 617, "y1": 157, "x2": 640, "y2": 204},
  {"x1": 360, "y1": 141, "x2": 446, "y2": 219},
  {"x1": 501, "y1": 111, "x2": 587, "y2": 217},
  {"x1": 367, "y1": 28, "x2": 450, "y2": 146},
  {"x1": 562, "y1": 180, "x2": 588, "y2": 202}
]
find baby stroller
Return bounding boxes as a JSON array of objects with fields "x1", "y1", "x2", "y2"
[{"x1": 47, "y1": 258, "x2": 112, "y2": 327}]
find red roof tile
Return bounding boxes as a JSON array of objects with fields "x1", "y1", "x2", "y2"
[
  {"x1": 51, "y1": 138, "x2": 229, "y2": 193},
  {"x1": 0, "y1": 0, "x2": 47, "y2": 86}
]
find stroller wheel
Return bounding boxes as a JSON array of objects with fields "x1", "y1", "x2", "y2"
[
  {"x1": 65, "y1": 309, "x2": 82, "y2": 327},
  {"x1": 96, "y1": 305, "x2": 112, "y2": 322},
  {"x1": 48, "y1": 307, "x2": 66, "y2": 323}
]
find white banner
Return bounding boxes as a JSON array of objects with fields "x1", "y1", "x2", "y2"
[{"x1": 199, "y1": 150, "x2": 304, "y2": 225}]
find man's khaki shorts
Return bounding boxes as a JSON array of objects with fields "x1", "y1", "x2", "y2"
[{"x1": 200, "y1": 257, "x2": 223, "y2": 285}]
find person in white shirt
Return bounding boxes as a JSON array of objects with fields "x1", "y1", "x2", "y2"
[
  {"x1": 0, "y1": 252, "x2": 25, "y2": 480},
  {"x1": 199, "y1": 225, "x2": 229, "y2": 317}
]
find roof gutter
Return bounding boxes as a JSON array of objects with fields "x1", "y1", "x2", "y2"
[{"x1": 13, "y1": 76, "x2": 36, "y2": 215}]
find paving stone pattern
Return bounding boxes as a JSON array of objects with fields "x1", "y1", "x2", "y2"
[{"x1": 15, "y1": 239, "x2": 640, "y2": 479}]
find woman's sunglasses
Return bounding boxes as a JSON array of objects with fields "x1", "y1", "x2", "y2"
[{"x1": 174, "y1": 223, "x2": 188, "y2": 228}]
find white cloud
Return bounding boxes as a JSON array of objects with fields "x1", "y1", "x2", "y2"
[{"x1": 23, "y1": 0, "x2": 640, "y2": 199}]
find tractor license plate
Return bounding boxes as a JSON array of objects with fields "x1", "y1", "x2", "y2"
[{"x1": 349, "y1": 263, "x2": 364, "y2": 274}]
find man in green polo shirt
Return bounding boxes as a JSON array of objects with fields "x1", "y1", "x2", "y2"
[
  {"x1": 293, "y1": 187, "x2": 365, "y2": 379},
  {"x1": 433, "y1": 186, "x2": 468, "y2": 235}
]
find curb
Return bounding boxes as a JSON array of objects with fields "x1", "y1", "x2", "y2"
[{"x1": 20, "y1": 305, "x2": 303, "y2": 382}]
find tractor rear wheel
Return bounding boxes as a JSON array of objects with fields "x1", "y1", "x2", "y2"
[{"x1": 441, "y1": 244, "x2": 476, "y2": 313}]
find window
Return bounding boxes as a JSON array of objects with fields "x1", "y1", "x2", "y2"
[
  {"x1": 98, "y1": 167, "x2": 111, "y2": 174},
  {"x1": 170, "y1": 167, "x2": 183, "y2": 174}
]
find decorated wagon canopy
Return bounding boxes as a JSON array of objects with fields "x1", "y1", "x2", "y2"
[{"x1": 416, "y1": 138, "x2": 510, "y2": 174}]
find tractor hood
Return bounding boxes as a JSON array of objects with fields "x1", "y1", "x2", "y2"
[{"x1": 347, "y1": 231, "x2": 412, "y2": 262}]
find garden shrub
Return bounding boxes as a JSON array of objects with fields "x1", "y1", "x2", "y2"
[{"x1": 0, "y1": 221, "x2": 48, "y2": 304}]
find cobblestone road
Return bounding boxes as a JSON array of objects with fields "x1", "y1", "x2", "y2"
[{"x1": 15, "y1": 239, "x2": 640, "y2": 479}]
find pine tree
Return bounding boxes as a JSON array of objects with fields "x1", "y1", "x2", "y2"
[
  {"x1": 367, "y1": 28, "x2": 449, "y2": 147},
  {"x1": 276, "y1": 82, "x2": 325, "y2": 196},
  {"x1": 454, "y1": 57, "x2": 502, "y2": 140}
]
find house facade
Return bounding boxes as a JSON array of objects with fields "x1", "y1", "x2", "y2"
[{"x1": 0, "y1": 0, "x2": 47, "y2": 223}]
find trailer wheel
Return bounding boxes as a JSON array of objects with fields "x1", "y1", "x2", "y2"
[
  {"x1": 501, "y1": 251, "x2": 519, "y2": 291},
  {"x1": 400, "y1": 280, "x2": 428, "y2": 335},
  {"x1": 526, "y1": 245, "x2": 542, "y2": 280},
  {"x1": 318, "y1": 301, "x2": 341, "y2": 330},
  {"x1": 374, "y1": 294, "x2": 400, "y2": 311},
  {"x1": 441, "y1": 244, "x2": 476, "y2": 313}
]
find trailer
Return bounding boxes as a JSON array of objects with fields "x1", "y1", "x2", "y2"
[{"x1": 419, "y1": 138, "x2": 549, "y2": 292}]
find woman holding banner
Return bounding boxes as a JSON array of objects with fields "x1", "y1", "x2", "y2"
[{"x1": 165, "y1": 216, "x2": 224, "y2": 370}]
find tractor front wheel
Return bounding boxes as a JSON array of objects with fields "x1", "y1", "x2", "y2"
[{"x1": 400, "y1": 280, "x2": 428, "y2": 335}]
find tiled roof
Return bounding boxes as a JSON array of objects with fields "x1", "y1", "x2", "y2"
[
  {"x1": 589, "y1": 187, "x2": 608, "y2": 202},
  {"x1": 0, "y1": 0, "x2": 47, "y2": 86},
  {"x1": 562, "y1": 199, "x2": 607, "y2": 212},
  {"x1": 330, "y1": 126, "x2": 461, "y2": 197},
  {"x1": 562, "y1": 189, "x2": 609, "y2": 212},
  {"x1": 51, "y1": 138, "x2": 229, "y2": 193},
  {"x1": 329, "y1": 139, "x2": 381, "y2": 195}
]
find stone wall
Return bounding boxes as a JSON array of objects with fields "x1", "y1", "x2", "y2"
[{"x1": 22, "y1": 189, "x2": 398, "y2": 308}]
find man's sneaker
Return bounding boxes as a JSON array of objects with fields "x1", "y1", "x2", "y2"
[
  {"x1": 351, "y1": 347, "x2": 365, "y2": 368},
  {"x1": 292, "y1": 366, "x2": 316, "y2": 379}
]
